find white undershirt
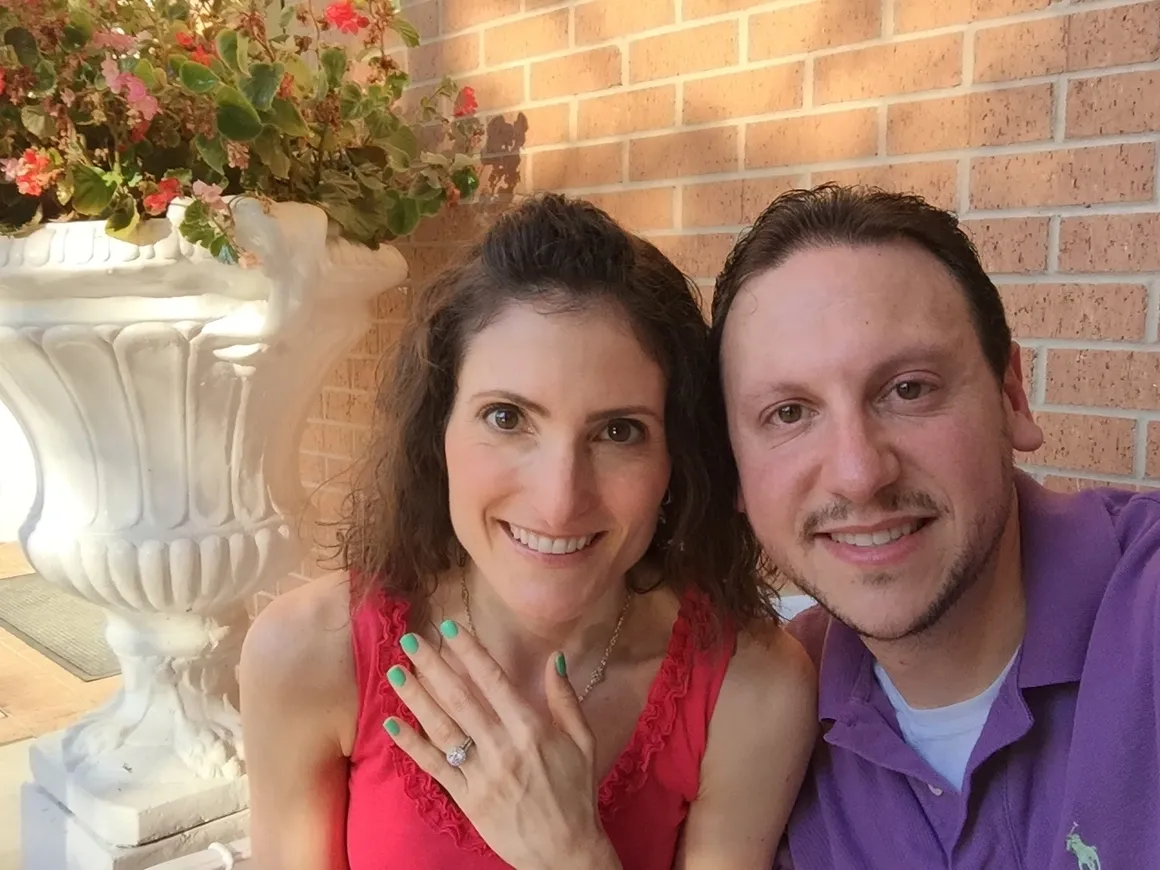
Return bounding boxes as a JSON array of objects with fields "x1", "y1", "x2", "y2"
[{"x1": 873, "y1": 650, "x2": 1018, "y2": 792}]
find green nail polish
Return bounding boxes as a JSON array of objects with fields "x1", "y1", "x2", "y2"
[
  {"x1": 555, "y1": 652, "x2": 567, "y2": 677},
  {"x1": 400, "y1": 633, "x2": 419, "y2": 655},
  {"x1": 439, "y1": 620, "x2": 459, "y2": 639},
  {"x1": 384, "y1": 717, "x2": 401, "y2": 737},
  {"x1": 387, "y1": 665, "x2": 407, "y2": 688}
]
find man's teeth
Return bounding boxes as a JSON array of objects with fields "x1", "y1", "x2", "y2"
[
  {"x1": 508, "y1": 524, "x2": 594, "y2": 555},
  {"x1": 829, "y1": 521, "x2": 919, "y2": 547}
]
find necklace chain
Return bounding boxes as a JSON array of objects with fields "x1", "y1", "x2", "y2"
[{"x1": 459, "y1": 574, "x2": 633, "y2": 704}]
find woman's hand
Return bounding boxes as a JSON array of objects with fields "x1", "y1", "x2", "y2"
[{"x1": 383, "y1": 619, "x2": 621, "y2": 870}]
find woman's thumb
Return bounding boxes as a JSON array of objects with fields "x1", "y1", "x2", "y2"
[{"x1": 545, "y1": 652, "x2": 595, "y2": 757}]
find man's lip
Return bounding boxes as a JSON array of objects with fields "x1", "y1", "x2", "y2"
[{"x1": 814, "y1": 517, "x2": 934, "y2": 536}]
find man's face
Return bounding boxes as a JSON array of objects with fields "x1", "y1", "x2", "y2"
[{"x1": 719, "y1": 242, "x2": 1043, "y2": 641}]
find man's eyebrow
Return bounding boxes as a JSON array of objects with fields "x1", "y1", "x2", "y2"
[{"x1": 467, "y1": 391, "x2": 662, "y2": 423}]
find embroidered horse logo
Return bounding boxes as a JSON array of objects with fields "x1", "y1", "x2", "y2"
[{"x1": 1066, "y1": 824, "x2": 1102, "y2": 870}]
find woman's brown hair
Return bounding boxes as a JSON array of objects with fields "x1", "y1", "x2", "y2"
[{"x1": 334, "y1": 193, "x2": 776, "y2": 629}]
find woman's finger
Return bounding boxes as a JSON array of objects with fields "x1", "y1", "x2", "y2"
[
  {"x1": 397, "y1": 630, "x2": 500, "y2": 741},
  {"x1": 386, "y1": 662, "x2": 481, "y2": 768},
  {"x1": 436, "y1": 619, "x2": 538, "y2": 733},
  {"x1": 382, "y1": 714, "x2": 466, "y2": 801},
  {"x1": 544, "y1": 652, "x2": 596, "y2": 761}
]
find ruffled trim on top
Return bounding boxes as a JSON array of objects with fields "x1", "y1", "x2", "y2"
[{"x1": 368, "y1": 588, "x2": 718, "y2": 856}]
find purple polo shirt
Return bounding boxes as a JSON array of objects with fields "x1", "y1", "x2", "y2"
[{"x1": 783, "y1": 472, "x2": 1160, "y2": 869}]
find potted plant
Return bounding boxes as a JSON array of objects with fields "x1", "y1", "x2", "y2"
[{"x1": 0, "y1": 1, "x2": 482, "y2": 866}]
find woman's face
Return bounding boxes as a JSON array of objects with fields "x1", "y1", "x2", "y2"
[{"x1": 443, "y1": 300, "x2": 671, "y2": 623}]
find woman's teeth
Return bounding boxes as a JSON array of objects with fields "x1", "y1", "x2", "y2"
[
  {"x1": 829, "y1": 521, "x2": 919, "y2": 548},
  {"x1": 508, "y1": 524, "x2": 594, "y2": 555}
]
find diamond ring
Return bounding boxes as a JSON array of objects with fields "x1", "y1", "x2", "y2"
[{"x1": 445, "y1": 736, "x2": 474, "y2": 768}]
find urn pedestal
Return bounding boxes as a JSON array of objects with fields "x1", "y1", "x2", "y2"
[{"x1": 0, "y1": 200, "x2": 406, "y2": 870}]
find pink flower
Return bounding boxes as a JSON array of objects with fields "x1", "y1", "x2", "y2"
[
  {"x1": 143, "y1": 177, "x2": 182, "y2": 216},
  {"x1": 2, "y1": 149, "x2": 58, "y2": 197},
  {"x1": 324, "y1": 0, "x2": 369, "y2": 34},
  {"x1": 454, "y1": 86, "x2": 478, "y2": 118},
  {"x1": 193, "y1": 180, "x2": 226, "y2": 211},
  {"x1": 238, "y1": 251, "x2": 261, "y2": 269},
  {"x1": 102, "y1": 59, "x2": 158, "y2": 121},
  {"x1": 0, "y1": 69, "x2": 6, "y2": 97},
  {"x1": 91, "y1": 30, "x2": 138, "y2": 52}
]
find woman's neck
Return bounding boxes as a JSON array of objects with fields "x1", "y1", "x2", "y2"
[{"x1": 449, "y1": 568, "x2": 633, "y2": 697}]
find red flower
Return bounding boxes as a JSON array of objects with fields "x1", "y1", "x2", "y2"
[
  {"x1": 190, "y1": 46, "x2": 213, "y2": 65},
  {"x1": 176, "y1": 31, "x2": 196, "y2": 49},
  {"x1": 1, "y1": 148, "x2": 57, "y2": 197},
  {"x1": 143, "y1": 177, "x2": 182, "y2": 216},
  {"x1": 129, "y1": 119, "x2": 151, "y2": 142},
  {"x1": 277, "y1": 72, "x2": 294, "y2": 99},
  {"x1": 324, "y1": 0, "x2": 369, "y2": 34},
  {"x1": 0, "y1": 68, "x2": 6, "y2": 98},
  {"x1": 453, "y1": 86, "x2": 478, "y2": 118}
]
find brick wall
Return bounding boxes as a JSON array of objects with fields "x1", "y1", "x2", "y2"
[{"x1": 276, "y1": 0, "x2": 1160, "y2": 594}]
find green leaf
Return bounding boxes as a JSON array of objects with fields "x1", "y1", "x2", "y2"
[
  {"x1": 30, "y1": 59, "x2": 56, "y2": 96},
  {"x1": 179, "y1": 61, "x2": 218, "y2": 94},
  {"x1": 70, "y1": 164, "x2": 117, "y2": 216},
  {"x1": 215, "y1": 29, "x2": 244, "y2": 75},
  {"x1": 195, "y1": 134, "x2": 227, "y2": 174},
  {"x1": 318, "y1": 169, "x2": 360, "y2": 200},
  {"x1": 105, "y1": 195, "x2": 140, "y2": 242},
  {"x1": 452, "y1": 167, "x2": 479, "y2": 199},
  {"x1": 364, "y1": 108, "x2": 398, "y2": 140},
  {"x1": 284, "y1": 55, "x2": 313, "y2": 91},
  {"x1": 133, "y1": 58, "x2": 158, "y2": 89},
  {"x1": 421, "y1": 151, "x2": 449, "y2": 168},
  {"x1": 178, "y1": 198, "x2": 216, "y2": 246},
  {"x1": 20, "y1": 105, "x2": 55, "y2": 140},
  {"x1": 240, "y1": 62, "x2": 283, "y2": 112},
  {"x1": 417, "y1": 191, "x2": 444, "y2": 216},
  {"x1": 320, "y1": 47, "x2": 347, "y2": 90},
  {"x1": 391, "y1": 17, "x2": 421, "y2": 48},
  {"x1": 389, "y1": 125, "x2": 420, "y2": 161},
  {"x1": 4, "y1": 26, "x2": 39, "y2": 68},
  {"x1": 165, "y1": 167, "x2": 193, "y2": 184},
  {"x1": 268, "y1": 97, "x2": 309, "y2": 137},
  {"x1": 251, "y1": 126, "x2": 290, "y2": 179},
  {"x1": 339, "y1": 82, "x2": 365, "y2": 120},
  {"x1": 61, "y1": 9, "x2": 93, "y2": 50},
  {"x1": 386, "y1": 195, "x2": 420, "y2": 237},
  {"x1": 451, "y1": 153, "x2": 476, "y2": 172},
  {"x1": 215, "y1": 86, "x2": 262, "y2": 141},
  {"x1": 163, "y1": 0, "x2": 190, "y2": 21}
]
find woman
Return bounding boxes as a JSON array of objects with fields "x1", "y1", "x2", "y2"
[{"x1": 239, "y1": 193, "x2": 817, "y2": 869}]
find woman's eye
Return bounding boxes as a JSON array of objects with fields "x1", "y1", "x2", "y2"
[
  {"x1": 485, "y1": 405, "x2": 522, "y2": 431},
  {"x1": 774, "y1": 404, "x2": 804, "y2": 425},
  {"x1": 894, "y1": 381, "x2": 928, "y2": 401},
  {"x1": 602, "y1": 419, "x2": 643, "y2": 443}
]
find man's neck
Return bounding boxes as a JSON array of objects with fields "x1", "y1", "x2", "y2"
[{"x1": 865, "y1": 502, "x2": 1026, "y2": 710}]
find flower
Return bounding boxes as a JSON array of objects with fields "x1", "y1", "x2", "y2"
[
  {"x1": 0, "y1": 69, "x2": 6, "y2": 97},
  {"x1": 143, "y1": 177, "x2": 182, "y2": 215},
  {"x1": 193, "y1": 180, "x2": 226, "y2": 211},
  {"x1": 454, "y1": 86, "x2": 478, "y2": 118},
  {"x1": 238, "y1": 251, "x2": 261, "y2": 269},
  {"x1": 91, "y1": 30, "x2": 137, "y2": 52},
  {"x1": 175, "y1": 31, "x2": 197, "y2": 49},
  {"x1": 102, "y1": 58, "x2": 158, "y2": 120},
  {"x1": 2, "y1": 149, "x2": 58, "y2": 197},
  {"x1": 225, "y1": 142, "x2": 250, "y2": 170},
  {"x1": 190, "y1": 46, "x2": 214, "y2": 65},
  {"x1": 324, "y1": 0, "x2": 369, "y2": 34}
]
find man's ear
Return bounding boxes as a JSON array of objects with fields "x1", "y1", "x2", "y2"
[{"x1": 1004, "y1": 342, "x2": 1044, "y2": 453}]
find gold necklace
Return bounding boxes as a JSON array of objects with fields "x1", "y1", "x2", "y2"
[{"x1": 459, "y1": 574, "x2": 633, "y2": 704}]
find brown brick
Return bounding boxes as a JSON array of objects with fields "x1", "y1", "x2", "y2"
[
  {"x1": 532, "y1": 47, "x2": 621, "y2": 100},
  {"x1": 578, "y1": 86, "x2": 676, "y2": 140},
  {"x1": 1060, "y1": 214, "x2": 1160, "y2": 273},
  {"x1": 974, "y1": 17, "x2": 1066, "y2": 82},
  {"x1": 532, "y1": 142, "x2": 624, "y2": 190},
  {"x1": 576, "y1": 0, "x2": 675, "y2": 43},
  {"x1": 1020, "y1": 344, "x2": 1036, "y2": 395},
  {"x1": 895, "y1": 0, "x2": 1050, "y2": 33},
  {"x1": 970, "y1": 144, "x2": 1155, "y2": 209},
  {"x1": 961, "y1": 218, "x2": 1050, "y2": 274},
  {"x1": 583, "y1": 188, "x2": 675, "y2": 232},
  {"x1": 682, "y1": 176, "x2": 806, "y2": 228},
  {"x1": 398, "y1": 0, "x2": 439, "y2": 42},
  {"x1": 456, "y1": 68, "x2": 525, "y2": 111},
  {"x1": 324, "y1": 390, "x2": 374, "y2": 428},
  {"x1": 407, "y1": 34, "x2": 479, "y2": 82},
  {"x1": 976, "y1": 4, "x2": 1160, "y2": 83},
  {"x1": 887, "y1": 85, "x2": 1053, "y2": 155},
  {"x1": 649, "y1": 233, "x2": 736, "y2": 279},
  {"x1": 495, "y1": 102, "x2": 571, "y2": 148},
  {"x1": 814, "y1": 162, "x2": 959, "y2": 211},
  {"x1": 684, "y1": 0, "x2": 764, "y2": 17},
  {"x1": 1046, "y1": 350, "x2": 1160, "y2": 410},
  {"x1": 411, "y1": 203, "x2": 490, "y2": 245},
  {"x1": 484, "y1": 10, "x2": 568, "y2": 65},
  {"x1": 746, "y1": 109, "x2": 878, "y2": 168},
  {"x1": 1148, "y1": 422, "x2": 1160, "y2": 477},
  {"x1": 442, "y1": 0, "x2": 520, "y2": 33},
  {"x1": 1067, "y1": 71, "x2": 1160, "y2": 138},
  {"x1": 349, "y1": 356, "x2": 378, "y2": 392},
  {"x1": 629, "y1": 21, "x2": 738, "y2": 84},
  {"x1": 1040, "y1": 474, "x2": 1122, "y2": 494},
  {"x1": 1033, "y1": 412, "x2": 1136, "y2": 475},
  {"x1": 815, "y1": 34, "x2": 962, "y2": 104},
  {"x1": 999, "y1": 284, "x2": 1149, "y2": 341},
  {"x1": 749, "y1": 0, "x2": 881, "y2": 61},
  {"x1": 629, "y1": 127, "x2": 739, "y2": 182},
  {"x1": 683, "y1": 64, "x2": 804, "y2": 124}
]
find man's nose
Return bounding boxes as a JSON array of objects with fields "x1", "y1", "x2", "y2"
[{"x1": 819, "y1": 411, "x2": 902, "y2": 506}]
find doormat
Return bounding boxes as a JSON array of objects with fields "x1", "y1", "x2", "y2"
[{"x1": 0, "y1": 573, "x2": 120, "y2": 681}]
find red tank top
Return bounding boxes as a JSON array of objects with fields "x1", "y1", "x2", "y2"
[{"x1": 345, "y1": 588, "x2": 737, "y2": 869}]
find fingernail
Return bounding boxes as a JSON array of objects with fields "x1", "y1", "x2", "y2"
[
  {"x1": 400, "y1": 633, "x2": 419, "y2": 655},
  {"x1": 439, "y1": 620, "x2": 459, "y2": 639},
  {"x1": 383, "y1": 718, "x2": 400, "y2": 737},
  {"x1": 387, "y1": 665, "x2": 407, "y2": 688},
  {"x1": 555, "y1": 652, "x2": 567, "y2": 677}
]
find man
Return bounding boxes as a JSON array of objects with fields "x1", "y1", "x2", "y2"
[{"x1": 711, "y1": 184, "x2": 1158, "y2": 869}]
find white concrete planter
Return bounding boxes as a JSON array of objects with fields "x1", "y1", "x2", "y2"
[{"x1": 0, "y1": 199, "x2": 406, "y2": 870}]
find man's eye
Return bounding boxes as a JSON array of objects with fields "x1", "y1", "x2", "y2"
[
  {"x1": 485, "y1": 405, "x2": 521, "y2": 430},
  {"x1": 774, "y1": 404, "x2": 804, "y2": 424},
  {"x1": 894, "y1": 381, "x2": 927, "y2": 400}
]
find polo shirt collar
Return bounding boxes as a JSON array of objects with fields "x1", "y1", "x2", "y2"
[{"x1": 817, "y1": 470, "x2": 1122, "y2": 722}]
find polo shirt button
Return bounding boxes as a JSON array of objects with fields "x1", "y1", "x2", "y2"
[{"x1": 928, "y1": 785, "x2": 944, "y2": 796}]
